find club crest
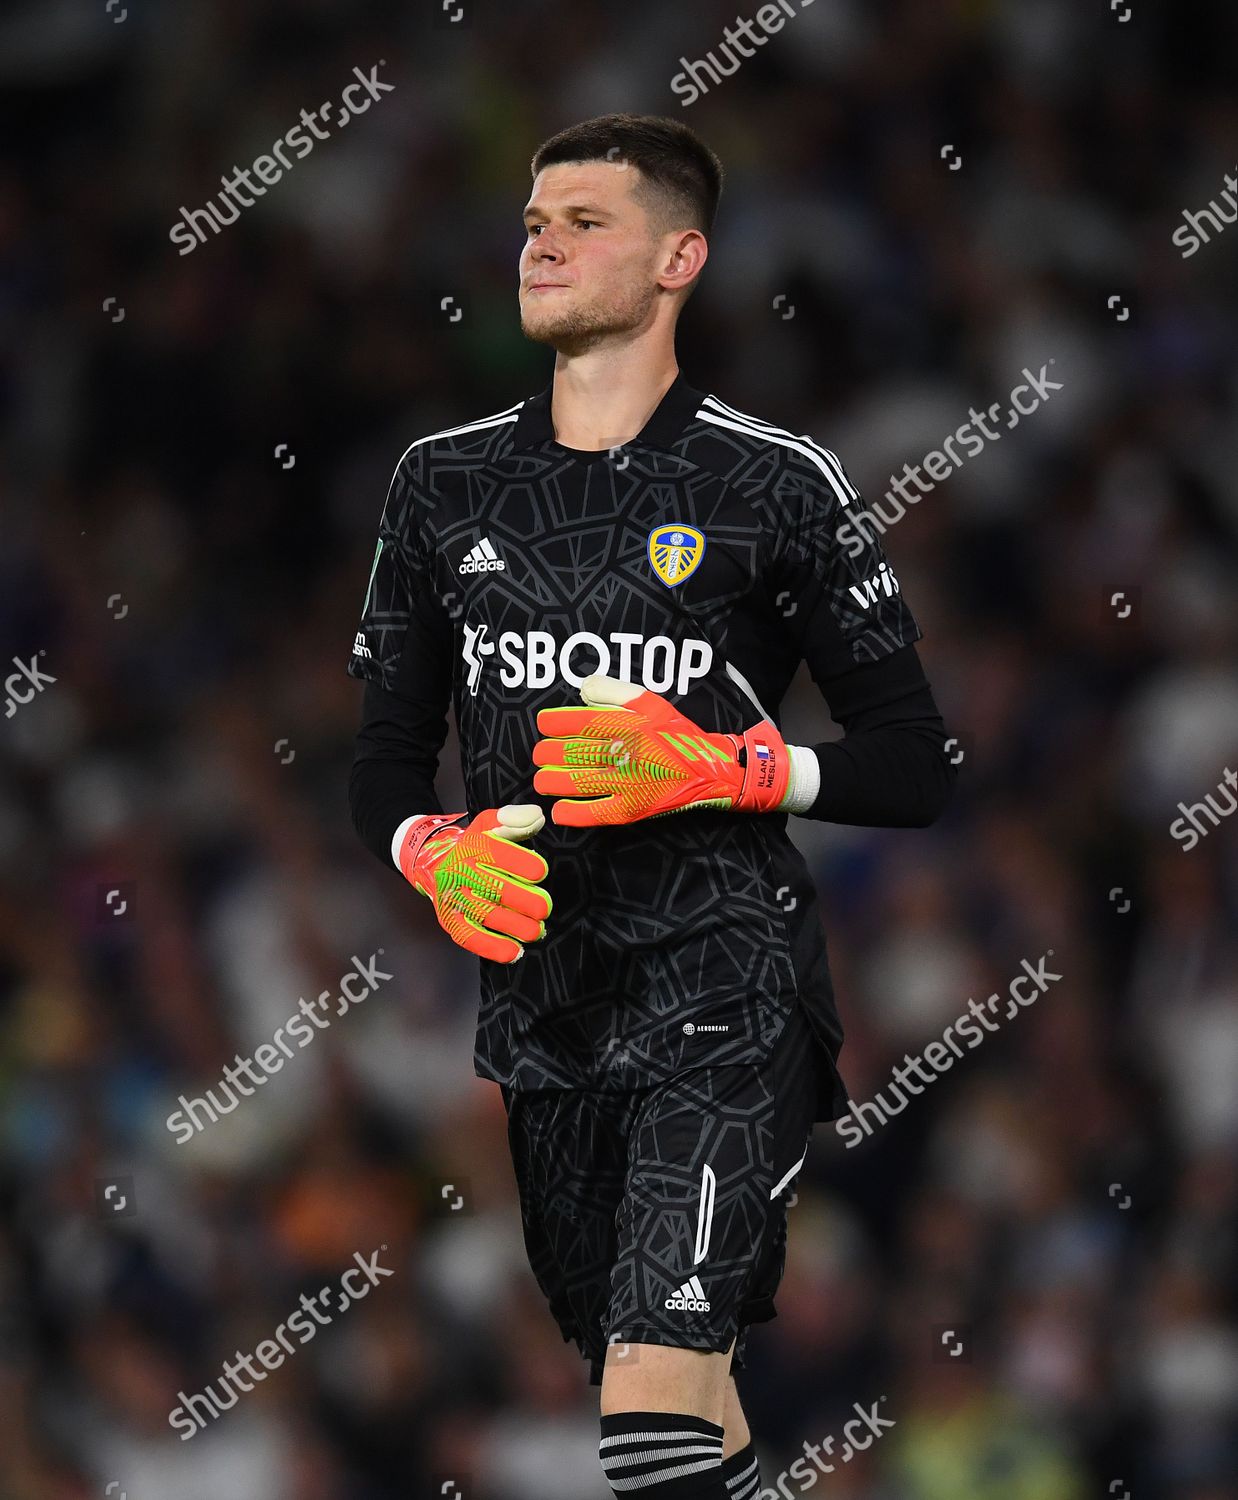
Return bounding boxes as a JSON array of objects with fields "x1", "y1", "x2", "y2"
[{"x1": 648, "y1": 524, "x2": 706, "y2": 588}]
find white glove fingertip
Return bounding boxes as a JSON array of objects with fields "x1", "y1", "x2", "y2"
[
  {"x1": 580, "y1": 673, "x2": 643, "y2": 707},
  {"x1": 495, "y1": 803, "x2": 546, "y2": 839}
]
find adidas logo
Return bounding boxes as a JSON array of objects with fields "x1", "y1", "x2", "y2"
[
  {"x1": 459, "y1": 536, "x2": 506, "y2": 574},
  {"x1": 352, "y1": 632, "x2": 372, "y2": 659},
  {"x1": 664, "y1": 1274, "x2": 711, "y2": 1312},
  {"x1": 682, "y1": 1022, "x2": 728, "y2": 1036}
]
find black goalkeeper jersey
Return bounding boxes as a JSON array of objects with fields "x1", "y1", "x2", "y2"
[{"x1": 347, "y1": 372, "x2": 935, "y2": 1110}]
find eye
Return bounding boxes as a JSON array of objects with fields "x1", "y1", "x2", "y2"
[
  {"x1": 527, "y1": 223, "x2": 543, "y2": 237},
  {"x1": 577, "y1": 219, "x2": 598, "y2": 229}
]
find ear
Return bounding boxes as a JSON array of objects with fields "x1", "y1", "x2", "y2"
[{"x1": 657, "y1": 228, "x2": 708, "y2": 294}]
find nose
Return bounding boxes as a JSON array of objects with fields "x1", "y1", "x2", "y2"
[{"x1": 531, "y1": 228, "x2": 565, "y2": 263}]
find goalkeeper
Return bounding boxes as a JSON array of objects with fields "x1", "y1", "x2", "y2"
[{"x1": 348, "y1": 112, "x2": 954, "y2": 1500}]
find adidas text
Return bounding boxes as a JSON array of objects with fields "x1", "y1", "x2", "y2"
[
  {"x1": 665, "y1": 1275, "x2": 711, "y2": 1312},
  {"x1": 459, "y1": 538, "x2": 506, "y2": 574}
]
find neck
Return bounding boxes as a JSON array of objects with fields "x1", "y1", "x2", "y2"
[{"x1": 548, "y1": 341, "x2": 679, "y2": 451}]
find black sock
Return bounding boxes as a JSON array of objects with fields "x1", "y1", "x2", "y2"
[{"x1": 721, "y1": 1439, "x2": 761, "y2": 1500}]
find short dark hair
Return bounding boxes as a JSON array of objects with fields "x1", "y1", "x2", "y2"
[{"x1": 530, "y1": 113, "x2": 724, "y2": 237}]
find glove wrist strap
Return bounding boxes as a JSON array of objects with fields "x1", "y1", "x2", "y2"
[
  {"x1": 734, "y1": 724, "x2": 790, "y2": 812},
  {"x1": 397, "y1": 812, "x2": 467, "y2": 889}
]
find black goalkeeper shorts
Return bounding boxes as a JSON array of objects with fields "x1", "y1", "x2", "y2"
[{"x1": 501, "y1": 1000, "x2": 820, "y2": 1385}]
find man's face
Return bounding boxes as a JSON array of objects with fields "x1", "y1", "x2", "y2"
[{"x1": 519, "y1": 161, "x2": 668, "y2": 353}]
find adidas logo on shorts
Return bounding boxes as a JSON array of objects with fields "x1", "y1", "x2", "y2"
[
  {"x1": 459, "y1": 536, "x2": 506, "y2": 574},
  {"x1": 665, "y1": 1274, "x2": 711, "y2": 1313}
]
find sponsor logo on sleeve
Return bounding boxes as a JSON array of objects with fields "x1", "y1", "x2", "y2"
[{"x1": 847, "y1": 561, "x2": 901, "y2": 611}]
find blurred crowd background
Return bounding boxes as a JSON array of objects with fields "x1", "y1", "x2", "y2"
[{"x1": 2, "y1": 0, "x2": 1237, "y2": 1495}]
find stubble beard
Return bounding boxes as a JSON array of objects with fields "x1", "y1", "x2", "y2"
[{"x1": 520, "y1": 278, "x2": 658, "y2": 356}]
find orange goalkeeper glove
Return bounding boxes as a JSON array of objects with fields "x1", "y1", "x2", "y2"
[
  {"x1": 396, "y1": 805, "x2": 552, "y2": 963},
  {"x1": 532, "y1": 675, "x2": 791, "y2": 828}
]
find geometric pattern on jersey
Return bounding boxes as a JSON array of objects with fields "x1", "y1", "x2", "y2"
[
  {"x1": 348, "y1": 373, "x2": 921, "y2": 1103},
  {"x1": 502, "y1": 1001, "x2": 819, "y2": 1387}
]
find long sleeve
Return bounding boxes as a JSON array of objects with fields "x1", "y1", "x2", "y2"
[
  {"x1": 798, "y1": 642, "x2": 955, "y2": 826},
  {"x1": 346, "y1": 446, "x2": 455, "y2": 869},
  {"x1": 757, "y1": 444, "x2": 955, "y2": 828},
  {"x1": 349, "y1": 678, "x2": 450, "y2": 868}
]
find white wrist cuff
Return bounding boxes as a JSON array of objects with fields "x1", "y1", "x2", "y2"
[
  {"x1": 391, "y1": 814, "x2": 420, "y2": 870},
  {"x1": 780, "y1": 744, "x2": 822, "y2": 814}
]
